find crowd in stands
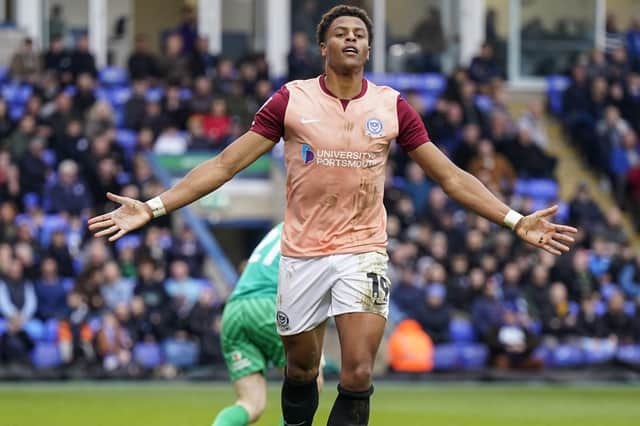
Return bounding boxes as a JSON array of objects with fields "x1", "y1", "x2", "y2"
[
  {"x1": 1, "y1": 12, "x2": 640, "y2": 377},
  {"x1": 558, "y1": 14, "x2": 640, "y2": 231}
]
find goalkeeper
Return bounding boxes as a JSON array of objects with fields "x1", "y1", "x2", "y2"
[{"x1": 212, "y1": 222, "x2": 323, "y2": 426}]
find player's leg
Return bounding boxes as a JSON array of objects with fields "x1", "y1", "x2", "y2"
[
  {"x1": 279, "y1": 322, "x2": 326, "y2": 426},
  {"x1": 214, "y1": 300, "x2": 269, "y2": 426},
  {"x1": 213, "y1": 373, "x2": 266, "y2": 426},
  {"x1": 276, "y1": 255, "x2": 334, "y2": 426},
  {"x1": 326, "y1": 252, "x2": 390, "y2": 426},
  {"x1": 327, "y1": 312, "x2": 385, "y2": 426}
]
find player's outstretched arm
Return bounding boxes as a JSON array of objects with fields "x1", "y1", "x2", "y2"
[
  {"x1": 409, "y1": 143, "x2": 577, "y2": 256},
  {"x1": 88, "y1": 131, "x2": 276, "y2": 241}
]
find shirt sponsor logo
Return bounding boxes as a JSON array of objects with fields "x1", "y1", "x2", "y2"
[
  {"x1": 230, "y1": 350, "x2": 251, "y2": 371},
  {"x1": 301, "y1": 144, "x2": 315, "y2": 164}
]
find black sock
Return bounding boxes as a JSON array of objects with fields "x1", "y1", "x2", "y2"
[
  {"x1": 281, "y1": 375, "x2": 319, "y2": 426},
  {"x1": 327, "y1": 384, "x2": 374, "y2": 426}
]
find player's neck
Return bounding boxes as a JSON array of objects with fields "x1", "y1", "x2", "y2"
[{"x1": 323, "y1": 69, "x2": 364, "y2": 99}]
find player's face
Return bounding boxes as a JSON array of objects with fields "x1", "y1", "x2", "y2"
[{"x1": 321, "y1": 16, "x2": 370, "y2": 72}]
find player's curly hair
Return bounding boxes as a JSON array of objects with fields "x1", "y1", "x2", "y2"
[{"x1": 316, "y1": 5, "x2": 373, "y2": 46}]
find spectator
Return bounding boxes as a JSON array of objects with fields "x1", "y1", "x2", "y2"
[
  {"x1": 95, "y1": 311, "x2": 133, "y2": 372},
  {"x1": 619, "y1": 254, "x2": 640, "y2": 299},
  {"x1": 85, "y1": 101, "x2": 115, "y2": 140},
  {"x1": 410, "y1": 6, "x2": 446, "y2": 73},
  {"x1": 524, "y1": 266, "x2": 551, "y2": 320},
  {"x1": 185, "y1": 116, "x2": 213, "y2": 150},
  {"x1": 127, "y1": 35, "x2": 159, "y2": 81},
  {"x1": 100, "y1": 260, "x2": 134, "y2": 310},
  {"x1": 190, "y1": 76, "x2": 215, "y2": 114},
  {"x1": 133, "y1": 257, "x2": 174, "y2": 340},
  {"x1": 72, "y1": 73, "x2": 97, "y2": 117},
  {"x1": 201, "y1": 98, "x2": 231, "y2": 143},
  {"x1": 472, "y1": 277, "x2": 505, "y2": 341},
  {"x1": 416, "y1": 283, "x2": 451, "y2": 343},
  {"x1": 0, "y1": 259, "x2": 37, "y2": 324},
  {"x1": 189, "y1": 36, "x2": 217, "y2": 78},
  {"x1": 176, "y1": 5, "x2": 198, "y2": 54},
  {"x1": 46, "y1": 159, "x2": 92, "y2": 215},
  {"x1": 506, "y1": 126, "x2": 557, "y2": 178},
  {"x1": 47, "y1": 229, "x2": 75, "y2": 278},
  {"x1": 122, "y1": 79, "x2": 149, "y2": 131},
  {"x1": 288, "y1": 31, "x2": 321, "y2": 81},
  {"x1": 18, "y1": 138, "x2": 49, "y2": 196},
  {"x1": 9, "y1": 38, "x2": 41, "y2": 84},
  {"x1": 0, "y1": 315, "x2": 34, "y2": 366},
  {"x1": 43, "y1": 36, "x2": 71, "y2": 79},
  {"x1": 576, "y1": 295, "x2": 605, "y2": 337},
  {"x1": 158, "y1": 33, "x2": 190, "y2": 86},
  {"x1": 469, "y1": 42, "x2": 501, "y2": 85},
  {"x1": 601, "y1": 290, "x2": 633, "y2": 343},
  {"x1": 34, "y1": 257, "x2": 68, "y2": 320},
  {"x1": 73, "y1": 265, "x2": 105, "y2": 313},
  {"x1": 468, "y1": 139, "x2": 516, "y2": 195},
  {"x1": 3, "y1": 115, "x2": 37, "y2": 162},
  {"x1": 162, "y1": 84, "x2": 190, "y2": 130},
  {"x1": 164, "y1": 259, "x2": 203, "y2": 315},
  {"x1": 518, "y1": 100, "x2": 549, "y2": 149},
  {"x1": 48, "y1": 4, "x2": 67, "y2": 41},
  {"x1": 541, "y1": 282, "x2": 577, "y2": 339}
]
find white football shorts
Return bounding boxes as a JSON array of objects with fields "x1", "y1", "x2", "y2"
[{"x1": 276, "y1": 251, "x2": 390, "y2": 336}]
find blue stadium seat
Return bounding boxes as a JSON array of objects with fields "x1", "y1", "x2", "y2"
[
  {"x1": 582, "y1": 339, "x2": 616, "y2": 364},
  {"x1": 43, "y1": 319, "x2": 59, "y2": 342},
  {"x1": 9, "y1": 104, "x2": 24, "y2": 121},
  {"x1": 625, "y1": 301, "x2": 636, "y2": 316},
  {"x1": 133, "y1": 342, "x2": 163, "y2": 369},
  {"x1": 433, "y1": 343, "x2": 459, "y2": 371},
  {"x1": 459, "y1": 343, "x2": 488, "y2": 370},
  {"x1": 39, "y1": 214, "x2": 68, "y2": 247},
  {"x1": 594, "y1": 300, "x2": 607, "y2": 316},
  {"x1": 2, "y1": 83, "x2": 32, "y2": 104},
  {"x1": 568, "y1": 301, "x2": 580, "y2": 316},
  {"x1": 162, "y1": 339, "x2": 199, "y2": 368},
  {"x1": 107, "y1": 87, "x2": 132, "y2": 107},
  {"x1": 24, "y1": 319, "x2": 45, "y2": 341},
  {"x1": 0, "y1": 318, "x2": 6, "y2": 336},
  {"x1": 514, "y1": 178, "x2": 559, "y2": 202},
  {"x1": 64, "y1": 85, "x2": 77, "y2": 96},
  {"x1": 366, "y1": 72, "x2": 446, "y2": 94},
  {"x1": 179, "y1": 88, "x2": 193, "y2": 101},
  {"x1": 146, "y1": 87, "x2": 164, "y2": 102},
  {"x1": 617, "y1": 345, "x2": 640, "y2": 365},
  {"x1": 546, "y1": 75, "x2": 570, "y2": 116},
  {"x1": 99, "y1": 66, "x2": 129, "y2": 87},
  {"x1": 115, "y1": 234, "x2": 142, "y2": 253},
  {"x1": 115, "y1": 128, "x2": 137, "y2": 159},
  {"x1": 31, "y1": 342, "x2": 62, "y2": 369},
  {"x1": 449, "y1": 317, "x2": 476, "y2": 343},
  {"x1": 88, "y1": 317, "x2": 102, "y2": 333},
  {"x1": 551, "y1": 344, "x2": 584, "y2": 368},
  {"x1": 532, "y1": 345, "x2": 553, "y2": 365},
  {"x1": 475, "y1": 95, "x2": 493, "y2": 112}
]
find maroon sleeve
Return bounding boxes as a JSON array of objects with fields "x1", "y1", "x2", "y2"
[
  {"x1": 250, "y1": 85, "x2": 289, "y2": 142},
  {"x1": 396, "y1": 96, "x2": 431, "y2": 153}
]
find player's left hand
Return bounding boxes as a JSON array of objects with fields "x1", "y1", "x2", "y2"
[{"x1": 514, "y1": 205, "x2": 578, "y2": 256}]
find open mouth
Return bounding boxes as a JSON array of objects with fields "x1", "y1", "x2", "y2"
[{"x1": 342, "y1": 46, "x2": 359, "y2": 55}]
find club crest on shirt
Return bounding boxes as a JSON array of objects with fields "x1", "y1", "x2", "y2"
[{"x1": 365, "y1": 117, "x2": 384, "y2": 137}]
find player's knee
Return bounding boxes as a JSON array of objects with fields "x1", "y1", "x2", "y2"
[
  {"x1": 340, "y1": 363, "x2": 373, "y2": 391},
  {"x1": 286, "y1": 361, "x2": 319, "y2": 383}
]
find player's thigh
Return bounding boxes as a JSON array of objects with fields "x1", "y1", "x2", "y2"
[
  {"x1": 329, "y1": 252, "x2": 389, "y2": 376},
  {"x1": 221, "y1": 301, "x2": 268, "y2": 381},
  {"x1": 244, "y1": 298, "x2": 286, "y2": 371},
  {"x1": 280, "y1": 319, "x2": 327, "y2": 372},
  {"x1": 334, "y1": 312, "x2": 386, "y2": 369},
  {"x1": 233, "y1": 373, "x2": 268, "y2": 422},
  {"x1": 276, "y1": 255, "x2": 334, "y2": 336}
]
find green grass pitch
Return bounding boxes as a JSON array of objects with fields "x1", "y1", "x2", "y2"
[{"x1": 1, "y1": 382, "x2": 639, "y2": 425}]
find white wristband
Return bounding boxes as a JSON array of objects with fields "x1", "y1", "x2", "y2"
[
  {"x1": 146, "y1": 196, "x2": 166, "y2": 218},
  {"x1": 503, "y1": 209, "x2": 523, "y2": 230}
]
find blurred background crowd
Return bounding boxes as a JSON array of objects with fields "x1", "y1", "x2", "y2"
[{"x1": 0, "y1": 0, "x2": 639, "y2": 379}]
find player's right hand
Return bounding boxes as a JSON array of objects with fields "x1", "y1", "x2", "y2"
[{"x1": 88, "y1": 192, "x2": 153, "y2": 242}]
